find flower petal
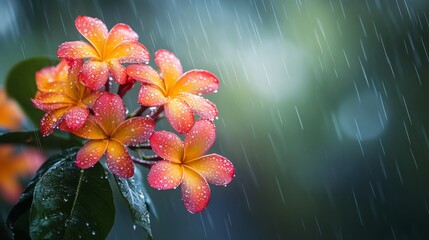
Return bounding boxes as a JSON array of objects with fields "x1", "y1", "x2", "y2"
[
  {"x1": 35, "y1": 60, "x2": 69, "y2": 93},
  {"x1": 80, "y1": 60, "x2": 110, "y2": 90},
  {"x1": 172, "y1": 70, "x2": 219, "y2": 96},
  {"x1": 107, "y1": 41, "x2": 150, "y2": 63},
  {"x1": 164, "y1": 97, "x2": 194, "y2": 134},
  {"x1": 0, "y1": 94, "x2": 24, "y2": 131},
  {"x1": 149, "y1": 131, "x2": 184, "y2": 163},
  {"x1": 70, "y1": 115, "x2": 107, "y2": 139},
  {"x1": 81, "y1": 92, "x2": 103, "y2": 108},
  {"x1": 31, "y1": 98, "x2": 71, "y2": 112},
  {"x1": 126, "y1": 64, "x2": 165, "y2": 89},
  {"x1": 106, "y1": 140, "x2": 134, "y2": 178},
  {"x1": 75, "y1": 16, "x2": 108, "y2": 54},
  {"x1": 155, "y1": 49, "x2": 182, "y2": 91},
  {"x1": 112, "y1": 117, "x2": 155, "y2": 146},
  {"x1": 93, "y1": 93, "x2": 126, "y2": 134},
  {"x1": 181, "y1": 168, "x2": 210, "y2": 213},
  {"x1": 76, "y1": 139, "x2": 108, "y2": 169},
  {"x1": 178, "y1": 92, "x2": 218, "y2": 119},
  {"x1": 108, "y1": 60, "x2": 127, "y2": 84},
  {"x1": 105, "y1": 23, "x2": 139, "y2": 55},
  {"x1": 147, "y1": 161, "x2": 183, "y2": 190},
  {"x1": 40, "y1": 108, "x2": 68, "y2": 136},
  {"x1": 57, "y1": 41, "x2": 99, "y2": 59},
  {"x1": 138, "y1": 84, "x2": 168, "y2": 106},
  {"x1": 184, "y1": 119, "x2": 216, "y2": 161},
  {"x1": 63, "y1": 106, "x2": 89, "y2": 132},
  {"x1": 186, "y1": 154, "x2": 234, "y2": 185},
  {"x1": 33, "y1": 92, "x2": 75, "y2": 104}
]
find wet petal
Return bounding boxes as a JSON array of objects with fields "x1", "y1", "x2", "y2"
[
  {"x1": 40, "y1": 108, "x2": 68, "y2": 136},
  {"x1": 112, "y1": 117, "x2": 155, "y2": 146},
  {"x1": 105, "y1": 23, "x2": 139, "y2": 55},
  {"x1": 57, "y1": 41, "x2": 99, "y2": 59},
  {"x1": 108, "y1": 60, "x2": 127, "y2": 84},
  {"x1": 155, "y1": 49, "x2": 182, "y2": 91},
  {"x1": 187, "y1": 154, "x2": 234, "y2": 185},
  {"x1": 147, "y1": 161, "x2": 183, "y2": 190},
  {"x1": 172, "y1": 70, "x2": 219, "y2": 96},
  {"x1": 31, "y1": 98, "x2": 71, "y2": 112},
  {"x1": 184, "y1": 119, "x2": 216, "y2": 161},
  {"x1": 107, "y1": 41, "x2": 150, "y2": 63},
  {"x1": 178, "y1": 92, "x2": 218, "y2": 119},
  {"x1": 149, "y1": 131, "x2": 184, "y2": 163},
  {"x1": 93, "y1": 93, "x2": 126, "y2": 134},
  {"x1": 76, "y1": 139, "x2": 108, "y2": 169},
  {"x1": 80, "y1": 60, "x2": 110, "y2": 90},
  {"x1": 138, "y1": 84, "x2": 168, "y2": 106},
  {"x1": 70, "y1": 115, "x2": 107, "y2": 139},
  {"x1": 81, "y1": 92, "x2": 103, "y2": 108},
  {"x1": 75, "y1": 16, "x2": 108, "y2": 54},
  {"x1": 106, "y1": 140, "x2": 134, "y2": 178},
  {"x1": 181, "y1": 168, "x2": 210, "y2": 213},
  {"x1": 164, "y1": 98, "x2": 194, "y2": 134},
  {"x1": 126, "y1": 64, "x2": 165, "y2": 89},
  {"x1": 63, "y1": 106, "x2": 89, "y2": 132},
  {"x1": 32, "y1": 92, "x2": 75, "y2": 105}
]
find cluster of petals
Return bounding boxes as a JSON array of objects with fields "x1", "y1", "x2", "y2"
[
  {"x1": 58, "y1": 16, "x2": 150, "y2": 90},
  {"x1": 72, "y1": 93, "x2": 155, "y2": 178},
  {"x1": 127, "y1": 49, "x2": 219, "y2": 134},
  {"x1": 148, "y1": 119, "x2": 234, "y2": 213},
  {"x1": 33, "y1": 15, "x2": 235, "y2": 213},
  {"x1": 32, "y1": 60, "x2": 101, "y2": 136}
]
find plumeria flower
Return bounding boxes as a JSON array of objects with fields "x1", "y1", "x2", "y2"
[
  {"x1": 71, "y1": 93, "x2": 155, "y2": 178},
  {"x1": 32, "y1": 60, "x2": 102, "y2": 136},
  {"x1": 148, "y1": 119, "x2": 234, "y2": 213},
  {"x1": 127, "y1": 49, "x2": 219, "y2": 134},
  {"x1": 57, "y1": 16, "x2": 150, "y2": 90},
  {"x1": 0, "y1": 145, "x2": 43, "y2": 203},
  {"x1": 34, "y1": 59, "x2": 69, "y2": 97},
  {"x1": 0, "y1": 88, "x2": 24, "y2": 131}
]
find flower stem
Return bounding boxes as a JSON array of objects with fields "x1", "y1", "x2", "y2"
[
  {"x1": 131, "y1": 156, "x2": 157, "y2": 168},
  {"x1": 117, "y1": 79, "x2": 135, "y2": 98},
  {"x1": 130, "y1": 106, "x2": 148, "y2": 118},
  {"x1": 149, "y1": 106, "x2": 164, "y2": 122}
]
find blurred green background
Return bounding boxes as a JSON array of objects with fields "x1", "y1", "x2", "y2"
[{"x1": 1, "y1": 0, "x2": 429, "y2": 239}]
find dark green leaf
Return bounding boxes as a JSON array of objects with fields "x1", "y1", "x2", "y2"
[
  {"x1": 115, "y1": 168, "x2": 152, "y2": 236},
  {"x1": 30, "y1": 152, "x2": 114, "y2": 240},
  {"x1": 0, "y1": 130, "x2": 82, "y2": 149},
  {"x1": 5, "y1": 57, "x2": 57, "y2": 126},
  {"x1": 7, "y1": 147, "x2": 80, "y2": 240}
]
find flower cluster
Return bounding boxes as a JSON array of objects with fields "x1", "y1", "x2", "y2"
[
  {"x1": 0, "y1": 88, "x2": 44, "y2": 203},
  {"x1": 32, "y1": 16, "x2": 234, "y2": 213}
]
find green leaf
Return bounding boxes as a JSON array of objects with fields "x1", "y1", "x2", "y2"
[
  {"x1": 115, "y1": 169, "x2": 152, "y2": 236},
  {"x1": 7, "y1": 148, "x2": 80, "y2": 240},
  {"x1": 30, "y1": 151, "x2": 115, "y2": 240},
  {"x1": 0, "y1": 131, "x2": 82, "y2": 149},
  {"x1": 5, "y1": 57, "x2": 58, "y2": 126}
]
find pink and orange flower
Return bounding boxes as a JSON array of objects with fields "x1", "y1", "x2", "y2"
[
  {"x1": 0, "y1": 88, "x2": 44, "y2": 203},
  {"x1": 71, "y1": 93, "x2": 155, "y2": 178},
  {"x1": 148, "y1": 119, "x2": 234, "y2": 213},
  {"x1": 29, "y1": 16, "x2": 234, "y2": 213},
  {"x1": 32, "y1": 60, "x2": 101, "y2": 136},
  {"x1": 58, "y1": 16, "x2": 150, "y2": 90},
  {"x1": 127, "y1": 49, "x2": 219, "y2": 134},
  {"x1": 0, "y1": 145, "x2": 43, "y2": 203},
  {"x1": 34, "y1": 58, "x2": 69, "y2": 97}
]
